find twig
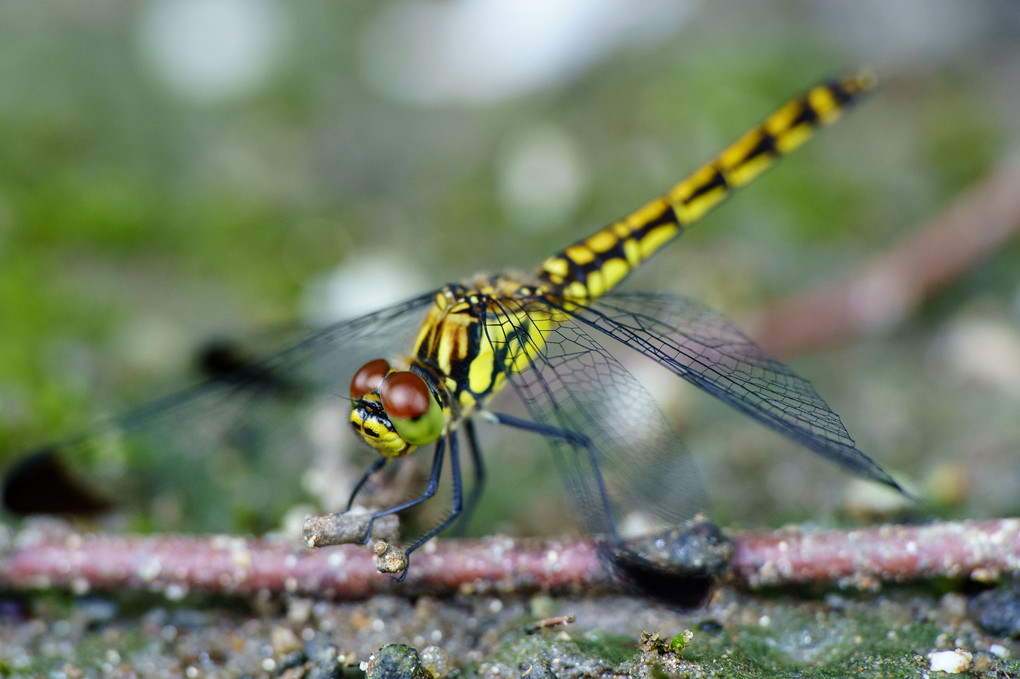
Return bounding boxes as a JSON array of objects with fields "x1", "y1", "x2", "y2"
[
  {"x1": 1, "y1": 518, "x2": 1017, "y2": 598},
  {"x1": 525, "y1": 615, "x2": 576, "y2": 634},
  {"x1": 0, "y1": 522, "x2": 610, "y2": 598},
  {"x1": 728, "y1": 518, "x2": 1020, "y2": 588},
  {"x1": 746, "y1": 161, "x2": 1020, "y2": 356}
]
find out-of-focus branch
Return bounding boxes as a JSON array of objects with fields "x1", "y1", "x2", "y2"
[
  {"x1": 746, "y1": 162, "x2": 1020, "y2": 357},
  {"x1": 1, "y1": 518, "x2": 1017, "y2": 599},
  {"x1": 728, "y1": 518, "x2": 1020, "y2": 588},
  {"x1": 0, "y1": 522, "x2": 610, "y2": 599}
]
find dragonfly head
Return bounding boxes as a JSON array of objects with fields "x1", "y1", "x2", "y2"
[{"x1": 349, "y1": 358, "x2": 445, "y2": 458}]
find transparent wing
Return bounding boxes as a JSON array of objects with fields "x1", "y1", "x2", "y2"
[
  {"x1": 485, "y1": 296, "x2": 707, "y2": 539},
  {"x1": 3, "y1": 292, "x2": 439, "y2": 533},
  {"x1": 562, "y1": 291, "x2": 901, "y2": 490}
]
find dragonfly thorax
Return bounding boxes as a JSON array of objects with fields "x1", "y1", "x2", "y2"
[
  {"x1": 411, "y1": 278, "x2": 566, "y2": 414},
  {"x1": 349, "y1": 358, "x2": 451, "y2": 458}
]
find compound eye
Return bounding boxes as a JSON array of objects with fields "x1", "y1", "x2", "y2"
[
  {"x1": 350, "y1": 359, "x2": 390, "y2": 400},
  {"x1": 380, "y1": 371, "x2": 444, "y2": 446},
  {"x1": 379, "y1": 371, "x2": 431, "y2": 419}
]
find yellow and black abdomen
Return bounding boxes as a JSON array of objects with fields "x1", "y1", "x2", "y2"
[
  {"x1": 536, "y1": 72, "x2": 876, "y2": 303},
  {"x1": 412, "y1": 73, "x2": 875, "y2": 417}
]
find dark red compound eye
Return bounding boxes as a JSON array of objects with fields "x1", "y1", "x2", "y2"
[
  {"x1": 350, "y1": 359, "x2": 390, "y2": 400},
  {"x1": 379, "y1": 371, "x2": 431, "y2": 420}
]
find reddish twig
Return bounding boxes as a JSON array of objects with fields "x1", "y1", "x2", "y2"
[
  {"x1": 728, "y1": 518, "x2": 1020, "y2": 588},
  {"x1": 746, "y1": 162, "x2": 1020, "y2": 356},
  {"x1": 1, "y1": 518, "x2": 1017, "y2": 598},
  {"x1": 0, "y1": 524, "x2": 610, "y2": 599}
]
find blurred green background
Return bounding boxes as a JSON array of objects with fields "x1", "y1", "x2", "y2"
[{"x1": 1, "y1": 0, "x2": 1018, "y2": 535}]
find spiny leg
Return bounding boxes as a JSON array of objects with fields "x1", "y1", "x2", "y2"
[
  {"x1": 395, "y1": 429, "x2": 464, "y2": 581},
  {"x1": 361, "y1": 437, "x2": 446, "y2": 544},
  {"x1": 453, "y1": 418, "x2": 485, "y2": 536},
  {"x1": 490, "y1": 411, "x2": 623, "y2": 546},
  {"x1": 343, "y1": 456, "x2": 388, "y2": 512}
]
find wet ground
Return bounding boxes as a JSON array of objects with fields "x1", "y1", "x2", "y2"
[{"x1": 1, "y1": 581, "x2": 1018, "y2": 678}]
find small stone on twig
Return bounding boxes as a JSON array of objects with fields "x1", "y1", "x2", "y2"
[{"x1": 373, "y1": 540, "x2": 408, "y2": 574}]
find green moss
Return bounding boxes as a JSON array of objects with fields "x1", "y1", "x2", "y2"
[{"x1": 576, "y1": 630, "x2": 639, "y2": 665}]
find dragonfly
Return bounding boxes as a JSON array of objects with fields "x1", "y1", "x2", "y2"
[{"x1": 4, "y1": 72, "x2": 904, "y2": 587}]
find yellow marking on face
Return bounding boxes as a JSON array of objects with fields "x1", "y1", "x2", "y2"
[{"x1": 351, "y1": 407, "x2": 414, "y2": 458}]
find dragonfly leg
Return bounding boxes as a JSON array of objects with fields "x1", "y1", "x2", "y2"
[
  {"x1": 362, "y1": 437, "x2": 446, "y2": 544},
  {"x1": 452, "y1": 418, "x2": 485, "y2": 536},
  {"x1": 489, "y1": 412, "x2": 623, "y2": 546},
  {"x1": 343, "y1": 456, "x2": 388, "y2": 512},
  {"x1": 393, "y1": 430, "x2": 464, "y2": 581}
]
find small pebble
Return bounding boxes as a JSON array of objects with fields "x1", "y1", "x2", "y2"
[
  {"x1": 928, "y1": 649, "x2": 972, "y2": 674},
  {"x1": 516, "y1": 659, "x2": 557, "y2": 678},
  {"x1": 286, "y1": 598, "x2": 314, "y2": 625},
  {"x1": 271, "y1": 625, "x2": 303, "y2": 655},
  {"x1": 420, "y1": 646, "x2": 451, "y2": 677},
  {"x1": 364, "y1": 643, "x2": 431, "y2": 679},
  {"x1": 973, "y1": 588, "x2": 1020, "y2": 637}
]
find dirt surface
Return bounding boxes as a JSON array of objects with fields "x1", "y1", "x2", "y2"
[{"x1": 1, "y1": 581, "x2": 1019, "y2": 678}]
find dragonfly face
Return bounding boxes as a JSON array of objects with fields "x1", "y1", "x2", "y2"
[{"x1": 349, "y1": 358, "x2": 448, "y2": 458}]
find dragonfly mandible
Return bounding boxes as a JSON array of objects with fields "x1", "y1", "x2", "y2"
[{"x1": 4, "y1": 72, "x2": 904, "y2": 588}]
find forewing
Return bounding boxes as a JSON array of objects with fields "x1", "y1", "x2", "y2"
[
  {"x1": 3, "y1": 292, "x2": 439, "y2": 532},
  {"x1": 486, "y1": 297, "x2": 706, "y2": 539},
  {"x1": 567, "y1": 292, "x2": 901, "y2": 490}
]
